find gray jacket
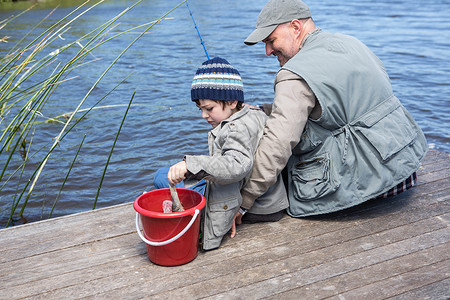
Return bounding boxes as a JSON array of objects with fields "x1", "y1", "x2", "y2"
[
  {"x1": 185, "y1": 106, "x2": 288, "y2": 250},
  {"x1": 283, "y1": 30, "x2": 428, "y2": 216}
]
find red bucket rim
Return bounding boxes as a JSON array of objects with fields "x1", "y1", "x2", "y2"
[{"x1": 133, "y1": 188, "x2": 206, "y2": 218}]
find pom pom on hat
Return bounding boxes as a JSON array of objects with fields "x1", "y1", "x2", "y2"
[{"x1": 191, "y1": 57, "x2": 244, "y2": 102}]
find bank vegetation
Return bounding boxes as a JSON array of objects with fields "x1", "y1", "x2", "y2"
[{"x1": 0, "y1": 0, "x2": 187, "y2": 227}]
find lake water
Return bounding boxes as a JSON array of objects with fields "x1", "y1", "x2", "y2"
[{"x1": 0, "y1": 0, "x2": 449, "y2": 227}]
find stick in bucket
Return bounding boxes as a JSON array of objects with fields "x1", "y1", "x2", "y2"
[{"x1": 169, "y1": 183, "x2": 185, "y2": 212}]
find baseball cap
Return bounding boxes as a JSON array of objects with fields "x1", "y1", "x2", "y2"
[{"x1": 244, "y1": 0, "x2": 311, "y2": 45}]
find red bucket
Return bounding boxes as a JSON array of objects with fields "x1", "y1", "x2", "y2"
[{"x1": 134, "y1": 188, "x2": 206, "y2": 266}]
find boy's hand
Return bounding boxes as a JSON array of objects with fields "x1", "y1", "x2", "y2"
[
  {"x1": 168, "y1": 161, "x2": 188, "y2": 185},
  {"x1": 230, "y1": 211, "x2": 243, "y2": 238}
]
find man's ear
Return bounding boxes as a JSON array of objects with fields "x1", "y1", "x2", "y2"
[{"x1": 290, "y1": 19, "x2": 303, "y2": 35}]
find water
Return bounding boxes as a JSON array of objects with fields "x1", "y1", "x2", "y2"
[{"x1": 0, "y1": 0, "x2": 449, "y2": 227}]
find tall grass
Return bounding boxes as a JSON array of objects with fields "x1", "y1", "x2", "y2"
[{"x1": 0, "y1": 0, "x2": 187, "y2": 227}]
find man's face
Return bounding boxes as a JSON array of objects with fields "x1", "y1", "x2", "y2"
[{"x1": 263, "y1": 23, "x2": 299, "y2": 67}]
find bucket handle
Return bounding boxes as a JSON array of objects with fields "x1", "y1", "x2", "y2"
[{"x1": 135, "y1": 209, "x2": 200, "y2": 247}]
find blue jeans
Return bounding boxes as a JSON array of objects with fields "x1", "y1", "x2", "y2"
[{"x1": 153, "y1": 167, "x2": 206, "y2": 195}]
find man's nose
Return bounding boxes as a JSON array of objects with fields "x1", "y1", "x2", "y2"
[
  {"x1": 265, "y1": 43, "x2": 274, "y2": 56},
  {"x1": 202, "y1": 110, "x2": 208, "y2": 119}
]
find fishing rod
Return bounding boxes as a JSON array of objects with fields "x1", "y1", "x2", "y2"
[{"x1": 186, "y1": 1, "x2": 210, "y2": 60}]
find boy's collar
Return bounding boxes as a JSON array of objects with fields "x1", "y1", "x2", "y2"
[{"x1": 211, "y1": 105, "x2": 249, "y2": 134}]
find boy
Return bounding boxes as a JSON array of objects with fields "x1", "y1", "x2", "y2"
[{"x1": 154, "y1": 57, "x2": 288, "y2": 250}]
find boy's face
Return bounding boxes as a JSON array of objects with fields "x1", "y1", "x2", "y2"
[{"x1": 197, "y1": 99, "x2": 238, "y2": 128}]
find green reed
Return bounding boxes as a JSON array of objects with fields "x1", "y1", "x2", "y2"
[{"x1": 0, "y1": 0, "x2": 187, "y2": 227}]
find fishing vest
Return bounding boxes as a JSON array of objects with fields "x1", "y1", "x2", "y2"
[{"x1": 282, "y1": 30, "x2": 428, "y2": 217}]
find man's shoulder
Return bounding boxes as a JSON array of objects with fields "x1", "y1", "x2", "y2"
[{"x1": 277, "y1": 69, "x2": 303, "y2": 82}]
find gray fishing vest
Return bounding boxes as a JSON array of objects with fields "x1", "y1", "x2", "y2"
[{"x1": 282, "y1": 30, "x2": 428, "y2": 217}]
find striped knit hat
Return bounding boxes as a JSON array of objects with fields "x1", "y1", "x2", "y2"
[{"x1": 191, "y1": 57, "x2": 244, "y2": 102}]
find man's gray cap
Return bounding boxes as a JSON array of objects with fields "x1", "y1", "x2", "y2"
[{"x1": 244, "y1": 0, "x2": 311, "y2": 45}]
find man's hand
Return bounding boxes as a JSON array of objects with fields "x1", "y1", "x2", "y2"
[
  {"x1": 168, "y1": 161, "x2": 188, "y2": 185},
  {"x1": 230, "y1": 211, "x2": 243, "y2": 238}
]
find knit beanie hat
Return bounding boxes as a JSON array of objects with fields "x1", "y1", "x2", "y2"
[{"x1": 191, "y1": 57, "x2": 244, "y2": 102}]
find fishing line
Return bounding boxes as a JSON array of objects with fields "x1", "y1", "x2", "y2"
[{"x1": 186, "y1": 1, "x2": 210, "y2": 60}]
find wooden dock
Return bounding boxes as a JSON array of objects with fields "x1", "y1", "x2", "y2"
[{"x1": 1, "y1": 149, "x2": 449, "y2": 299}]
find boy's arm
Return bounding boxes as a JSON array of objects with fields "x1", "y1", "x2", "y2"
[{"x1": 185, "y1": 123, "x2": 256, "y2": 185}]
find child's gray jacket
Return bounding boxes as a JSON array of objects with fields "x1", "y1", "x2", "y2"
[{"x1": 185, "y1": 106, "x2": 288, "y2": 250}]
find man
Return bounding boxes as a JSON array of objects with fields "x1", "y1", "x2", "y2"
[{"x1": 231, "y1": 0, "x2": 427, "y2": 236}]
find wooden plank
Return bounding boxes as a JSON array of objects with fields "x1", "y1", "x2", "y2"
[
  {"x1": 389, "y1": 277, "x2": 450, "y2": 300},
  {"x1": 420, "y1": 149, "x2": 449, "y2": 166},
  {"x1": 417, "y1": 167, "x2": 450, "y2": 186},
  {"x1": 4, "y1": 185, "x2": 443, "y2": 291},
  {"x1": 330, "y1": 262, "x2": 450, "y2": 300},
  {"x1": 272, "y1": 242, "x2": 449, "y2": 299},
  {"x1": 122, "y1": 228, "x2": 449, "y2": 300},
  {"x1": 0, "y1": 190, "x2": 446, "y2": 298},
  {"x1": 0, "y1": 234, "x2": 147, "y2": 290},
  {"x1": 0, "y1": 149, "x2": 448, "y2": 299},
  {"x1": 194, "y1": 229, "x2": 449, "y2": 300},
  {"x1": 0, "y1": 203, "x2": 134, "y2": 261},
  {"x1": 4, "y1": 188, "x2": 442, "y2": 286},
  {"x1": 419, "y1": 156, "x2": 450, "y2": 172},
  {"x1": 18, "y1": 203, "x2": 447, "y2": 299}
]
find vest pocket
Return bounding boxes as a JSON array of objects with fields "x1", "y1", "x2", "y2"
[
  {"x1": 290, "y1": 153, "x2": 339, "y2": 201},
  {"x1": 209, "y1": 197, "x2": 240, "y2": 237},
  {"x1": 356, "y1": 106, "x2": 417, "y2": 161},
  {"x1": 298, "y1": 122, "x2": 322, "y2": 153}
]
